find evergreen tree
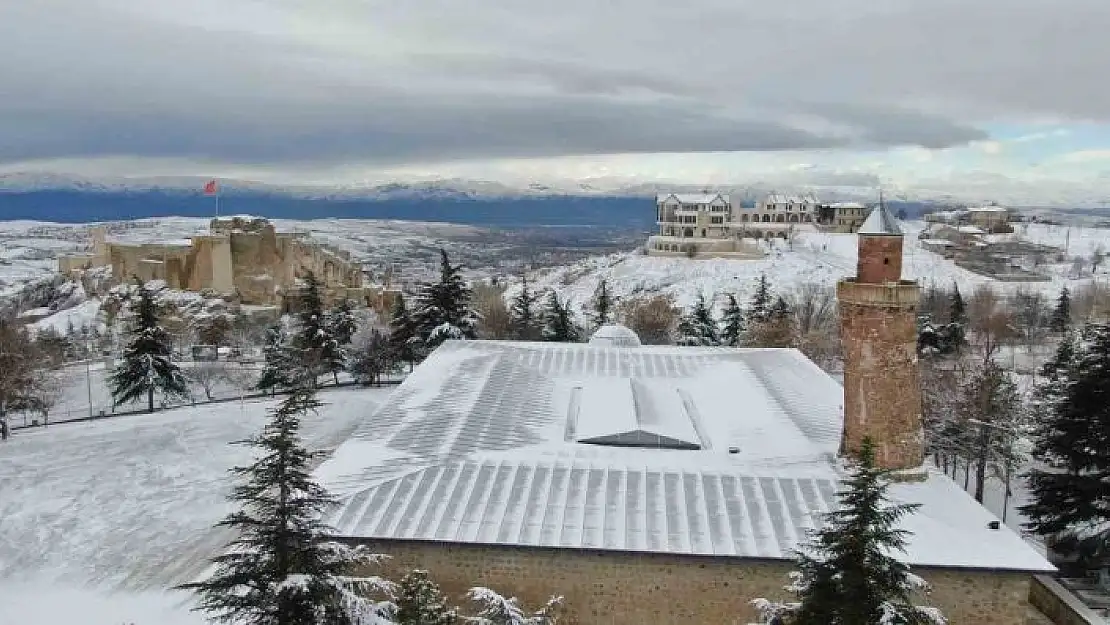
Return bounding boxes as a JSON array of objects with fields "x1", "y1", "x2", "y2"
[
  {"x1": 256, "y1": 324, "x2": 294, "y2": 395},
  {"x1": 388, "y1": 294, "x2": 419, "y2": 370},
  {"x1": 1023, "y1": 324, "x2": 1110, "y2": 570},
  {"x1": 327, "y1": 299, "x2": 358, "y2": 347},
  {"x1": 509, "y1": 274, "x2": 542, "y2": 341},
  {"x1": 180, "y1": 363, "x2": 393, "y2": 625},
  {"x1": 109, "y1": 281, "x2": 189, "y2": 413},
  {"x1": 541, "y1": 292, "x2": 581, "y2": 343},
  {"x1": 751, "y1": 438, "x2": 944, "y2": 625},
  {"x1": 749, "y1": 274, "x2": 772, "y2": 323},
  {"x1": 293, "y1": 272, "x2": 343, "y2": 386},
  {"x1": 350, "y1": 329, "x2": 395, "y2": 387},
  {"x1": 676, "y1": 294, "x2": 720, "y2": 346},
  {"x1": 720, "y1": 294, "x2": 745, "y2": 347},
  {"x1": 590, "y1": 279, "x2": 614, "y2": 329},
  {"x1": 394, "y1": 569, "x2": 458, "y2": 625},
  {"x1": 1051, "y1": 286, "x2": 1072, "y2": 333},
  {"x1": 412, "y1": 249, "x2": 479, "y2": 351},
  {"x1": 467, "y1": 588, "x2": 562, "y2": 625},
  {"x1": 949, "y1": 284, "x2": 967, "y2": 325}
]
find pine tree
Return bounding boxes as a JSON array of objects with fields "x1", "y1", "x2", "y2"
[
  {"x1": 293, "y1": 272, "x2": 343, "y2": 386},
  {"x1": 676, "y1": 294, "x2": 720, "y2": 346},
  {"x1": 350, "y1": 329, "x2": 394, "y2": 387},
  {"x1": 509, "y1": 274, "x2": 541, "y2": 341},
  {"x1": 467, "y1": 588, "x2": 562, "y2": 625},
  {"x1": 1023, "y1": 324, "x2": 1110, "y2": 570},
  {"x1": 751, "y1": 438, "x2": 945, "y2": 625},
  {"x1": 388, "y1": 294, "x2": 419, "y2": 370},
  {"x1": 590, "y1": 279, "x2": 614, "y2": 329},
  {"x1": 180, "y1": 363, "x2": 393, "y2": 625},
  {"x1": 256, "y1": 325, "x2": 294, "y2": 395},
  {"x1": 109, "y1": 281, "x2": 189, "y2": 413},
  {"x1": 1051, "y1": 286, "x2": 1072, "y2": 333},
  {"x1": 394, "y1": 569, "x2": 458, "y2": 625},
  {"x1": 720, "y1": 294, "x2": 745, "y2": 347},
  {"x1": 412, "y1": 249, "x2": 479, "y2": 351},
  {"x1": 749, "y1": 274, "x2": 772, "y2": 323},
  {"x1": 541, "y1": 292, "x2": 581, "y2": 343},
  {"x1": 327, "y1": 299, "x2": 358, "y2": 347},
  {"x1": 949, "y1": 284, "x2": 967, "y2": 325}
]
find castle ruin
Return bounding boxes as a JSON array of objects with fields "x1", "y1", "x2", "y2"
[{"x1": 58, "y1": 216, "x2": 369, "y2": 307}]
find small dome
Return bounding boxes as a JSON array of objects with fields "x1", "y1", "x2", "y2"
[{"x1": 589, "y1": 324, "x2": 642, "y2": 348}]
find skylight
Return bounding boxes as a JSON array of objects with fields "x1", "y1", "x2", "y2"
[{"x1": 569, "y1": 378, "x2": 703, "y2": 450}]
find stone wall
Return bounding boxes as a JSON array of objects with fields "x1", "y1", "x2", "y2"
[
  {"x1": 355, "y1": 539, "x2": 1034, "y2": 625},
  {"x1": 837, "y1": 279, "x2": 923, "y2": 470}
]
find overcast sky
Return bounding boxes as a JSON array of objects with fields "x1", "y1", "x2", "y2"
[{"x1": 3, "y1": 0, "x2": 1109, "y2": 201}]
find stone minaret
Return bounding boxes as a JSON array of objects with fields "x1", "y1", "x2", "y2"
[{"x1": 836, "y1": 204, "x2": 923, "y2": 472}]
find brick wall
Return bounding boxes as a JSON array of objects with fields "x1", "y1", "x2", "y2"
[
  {"x1": 857, "y1": 235, "x2": 904, "y2": 284},
  {"x1": 838, "y1": 280, "x2": 924, "y2": 471},
  {"x1": 356, "y1": 540, "x2": 1033, "y2": 625}
]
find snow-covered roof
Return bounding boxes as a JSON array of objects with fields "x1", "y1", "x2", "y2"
[
  {"x1": 656, "y1": 193, "x2": 729, "y2": 205},
  {"x1": 764, "y1": 193, "x2": 819, "y2": 205},
  {"x1": 315, "y1": 341, "x2": 1053, "y2": 572},
  {"x1": 858, "y1": 205, "x2": 903, "y2": 236},
  {"x1": 967, "y1": 206, "x2": 1008, "y2": 213},
  {"x1": 828, "y1": 202, "x2": 866, "y2": 209},
  {"x1": 958, "y1": 225, "x2": 986, "y2": 235},
  {"x1": 588, "y1": 324, "x2": 642, "y2": 347}
]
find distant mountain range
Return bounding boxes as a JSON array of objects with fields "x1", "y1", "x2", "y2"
[{"x1": 0, "y1": 172, "x2": 957, "y2": 227}]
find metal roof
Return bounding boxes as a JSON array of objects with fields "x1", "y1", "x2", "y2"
[
  {"x1": 858, "y1": 204, "x2": 903, "y2": 235},
  {"x1": 314, "y1": 341, "x2": 1054, "y2": 572}
]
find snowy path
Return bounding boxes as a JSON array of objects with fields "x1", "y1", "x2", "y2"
[{"x1": 0, "y1": 386, "x2": 394, "y2": 593}]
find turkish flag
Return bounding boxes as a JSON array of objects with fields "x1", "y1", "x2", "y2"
[{"x1": 204, "y1": 179, "x2": 218, "y2": 195}]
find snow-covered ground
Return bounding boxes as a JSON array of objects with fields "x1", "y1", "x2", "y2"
[
  {"x1": 527, "y1": 221, "x2": 1110, "y2": 314},
  {"x1": 0, "y1": 385, "x2": 395, "y2": 624}
]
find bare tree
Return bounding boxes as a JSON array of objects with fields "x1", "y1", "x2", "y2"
[
  {"x1": 1011, "y1": 288, "x2": 1047, "y2": 354},
  {"x1": 967, "y1": 284, "x2": 1018, "y2": 356},
  {"x1": 1093, "y1": 243, "x2": 1105, "y2": 274},
  {"x1": 618, "y1": 294, "x2": 680, "y2": 345},
  {"x1": 186, "y1": 361, "x2": 229, "y2": 401},
  {"x1": 789, "y1": 283, "x2": 840, "y2": 370},
  {"x1": 472, "y1": 282, "x2": 513, "y2": 339},
  {"x1": 0, "y1": 317, "x2": 46, "y2": 439}
]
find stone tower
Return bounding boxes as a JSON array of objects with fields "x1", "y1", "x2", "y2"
[{"x1": 836, "y1": 204, "x2": 923, "y2": 471}]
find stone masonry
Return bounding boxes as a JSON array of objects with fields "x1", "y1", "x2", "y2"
[
  {"x1": 837, "y1": 227, "x2": 925, "y2": 471},
  {"x1": 356, "y1": 539, "x2": 1033, "y2": 625}
]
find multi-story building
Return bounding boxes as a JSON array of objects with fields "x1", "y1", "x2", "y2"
[
  {"x1": 647, "y1": 192, "x2": 878, "y2": 257},
  {"x1": 649, "y1": 194, "x2": 762, "y2": 258}
]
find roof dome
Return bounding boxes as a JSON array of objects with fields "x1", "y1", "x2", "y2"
[{"x1": 589, "y1": 324, "x2": 642, "y2": 348}]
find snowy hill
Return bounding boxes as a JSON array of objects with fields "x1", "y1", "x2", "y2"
[{"x1": 527, "y1": 221, "x2": 1110, "y2": 314}]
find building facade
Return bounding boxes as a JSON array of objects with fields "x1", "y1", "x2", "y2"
[
  {"x1": 647, "y1": 193, "x2": 876, "y2": 258},
  {"x1": 58, "y1": 216, "x2": 368, "y2": 306}
]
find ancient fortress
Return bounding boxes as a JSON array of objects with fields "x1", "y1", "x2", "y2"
[{"x1": 59, "y1": 216, "x2": 368, "y2": 307}]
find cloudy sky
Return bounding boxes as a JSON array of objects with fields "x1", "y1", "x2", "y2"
[{"x1": 3, "y1": 0, "x2": 1110, "y2": 202}]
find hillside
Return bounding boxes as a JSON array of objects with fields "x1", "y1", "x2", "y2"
[{"x1": 526, "y1": 221, "x2": 1110, "y2": 315}]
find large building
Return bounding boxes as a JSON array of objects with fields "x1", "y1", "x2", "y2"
[
  {"x1": 647, "y1": 193, "x2": 874, "y2": 258},
  {"x1": 314, "y1": 205, "x2": 1052, "y2": 625},
  {"x1": 58, "y1": 216, "x2": 368, "y2": 307}
]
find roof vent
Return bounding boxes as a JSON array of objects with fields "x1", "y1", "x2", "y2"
[
  {"x1": 987, "y1": 520, "x2": 1001, "y2": 530},
  {"x1": 588, "y1": 324, "x2": 642, "y2": 348}
]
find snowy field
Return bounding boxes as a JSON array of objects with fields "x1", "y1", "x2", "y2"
[
  {"x1": 0, "y1": 385, "x2": 396, "y2": 624},
  {"x1": 527, "y1": 221, "x2": 1110, "y2": 314}
]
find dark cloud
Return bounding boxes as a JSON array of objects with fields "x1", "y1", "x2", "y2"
[{"x1": 0, "y1": 0, "x2": 1104, "y2": 168}]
